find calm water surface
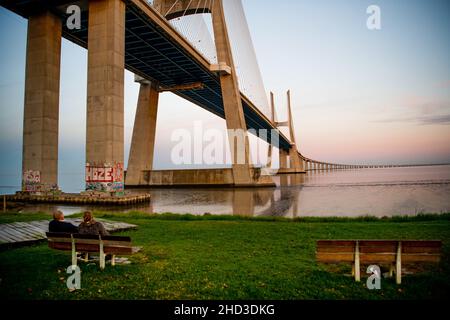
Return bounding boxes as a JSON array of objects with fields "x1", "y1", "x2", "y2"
[{"x1": 1, "y1": 165, "x2": 449, "y2": 217}]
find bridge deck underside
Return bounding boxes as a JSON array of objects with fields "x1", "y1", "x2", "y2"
[{"x1": 1, "y1": 0, "x2": 291, "y2": 150}]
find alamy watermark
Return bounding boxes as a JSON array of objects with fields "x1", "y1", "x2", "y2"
[
  {"x1": 366, "y1": 265, "x2": 381, "y2": 290},
  {"x1": 170, "y1": 121, "x2": 280, "y2": 174},
  {"x1": 66, "y1": 265, "x2": 81, "y2": 291},
  {"x1": 367, "y1": 5, "x2": 381, "y2": 30},
  {"x1": 66, "y1": 5, "x2": 81, "y2": 30}
]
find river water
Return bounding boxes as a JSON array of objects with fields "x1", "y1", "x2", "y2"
[{"x1": 1, "y1": 165, "x2": 449, "y2": 217}]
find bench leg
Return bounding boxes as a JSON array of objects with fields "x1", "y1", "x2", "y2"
[
  {"x1": 99, "y1": 241, "x2": 105, "y2": 270},
  {"x1": 354, "y1": 241, "x2": 360, "y2": 282},
  {"x1": 71, "y1": 239, "x2": 77, "y2": 267},
  {"x1": 389, "y1": 264, "x2": 394, "y2": 278},
  {"x1": 84, "y1": 253, "x2": 89, "y2": 262},
  {"x1": 111, "y1": 255, "x2": 115, "y2": 267},
  {"x1": 396, "y1": 242, "x2": 402, "y2": 285}
]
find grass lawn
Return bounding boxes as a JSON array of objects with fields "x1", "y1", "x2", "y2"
[{"x1": 0, "y1": 212, "x2": 449, "y2": 300}]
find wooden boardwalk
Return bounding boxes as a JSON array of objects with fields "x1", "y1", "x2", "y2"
[{"x1": 0, "y1": 218, "x2": 137, "y2": 246}]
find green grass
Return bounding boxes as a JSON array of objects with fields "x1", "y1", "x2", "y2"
[{"x1": 0, "y1": 212, "x2": 449, "y2": 300}]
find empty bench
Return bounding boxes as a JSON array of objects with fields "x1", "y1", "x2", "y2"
[
  {"x1": 316, "y1": 240, "x2": 442, "y2": 284},
  {"x1": 46, "y1": 232, "x2": 135, "y2": 269}
]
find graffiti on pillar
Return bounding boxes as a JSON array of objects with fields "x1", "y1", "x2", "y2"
[
  {"x1": 22, "y1": 170, "x2": 41, "y2": 192},
  {"x1": 112, "y1": 162, "x2": 124, "y2": 190},
  {"x1": 85, "y1": 162, "x2": 124, "y2": 192}
]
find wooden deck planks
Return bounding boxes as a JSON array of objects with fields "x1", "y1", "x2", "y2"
[{"x1": 0, "y1": 218, "x2": 137, "y2": 245}]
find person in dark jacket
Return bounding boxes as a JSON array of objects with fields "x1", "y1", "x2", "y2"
[
  {"x1": 49, "y1": 210, "x2": 78, "y2": 233},
  {"x1": 78, "y1": 211, "x2": 109, "y2": 236}
]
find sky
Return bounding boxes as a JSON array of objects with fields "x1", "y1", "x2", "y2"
[{"x1": 0, "y1": 0, "x2": 449, "y2": 191}]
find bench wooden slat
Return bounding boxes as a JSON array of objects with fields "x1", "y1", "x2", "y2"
[
  {"x1": 360, "y1": 253, "x2": 396, "y2": 263},
  {"x1": 359, "y1": 245, "x2": 397, "y2": 253},
  {"x1": 402, "y1": 240, "x2": 442, "y2": 248},
  {"x1": 102, "y1": 240, "x2": 132, "y2": 246},
  {"x1": 47, "y1": 232, "x2": 73, "y2": 239},
  {"x1": 104, "y1": 247, "x2": 133, "y2": 255},
  {"x1": 102, "y1": 235, "x2": 132, "y2": 242},
  {"x1": 316, "y1": 252, "x2": 354, "y2": 263},
  {"x1": 402, "y1": 254, "x2": 441, "y2": 263},
  {"x1": 402, "y1": 246, "x2": 441, "y2": 254},
  {"x1": 359, "y1": 240, "x2": 398, "y2": 246},
  {"x1": 49, "y1": 242, "x2": 133, "y2": 255}
]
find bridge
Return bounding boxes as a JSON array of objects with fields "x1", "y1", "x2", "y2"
[{"x1": 1, "y1": 0, "x2": 388, "y2": 193}]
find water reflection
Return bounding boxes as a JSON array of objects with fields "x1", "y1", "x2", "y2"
[{"x1": 12, "y1": 166, "x2": 450, "y2": 218}]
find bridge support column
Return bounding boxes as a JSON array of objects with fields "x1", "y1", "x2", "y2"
[
  {"x1": 212, "y1": 0, "x2": 253, "y2": 185},
  {"x1": 288, "y1": 147, "x2": 304, "y2": 173},
  {"x1": 22, "y1": 10, "x2": 62, "y2": 193},
  {"x1": 279, "y1": 149, "x2": 289, "y2": 172},
  {"x1": 126, "y1": 80, "x2": 159, "y2": 186},
  {"x1": 85, "y1": 0, "x2": 125, "y2": 192},
  {"x1": 286, "y1": 90, "x2": 305, "y2": 174}
]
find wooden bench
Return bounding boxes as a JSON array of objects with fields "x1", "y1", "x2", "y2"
[
  {"x1": 316, "y1": 240, "x2": 442, "y2": 284},
  {"x1": 46, "y1": 232, "x2": 135, "y2": 269}
]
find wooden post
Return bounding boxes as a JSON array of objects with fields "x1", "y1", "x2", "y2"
[
  {"x1": 396, "y1": 241, "x2": 402, "y2": 284},
  {"x1": 99, "y1": 239, "x2": 105, "y2": 270},
  {"x1": 3, "y1": 195, "x2": 6, "y2": 212},
  {"x1": 111, "y1": 255, "x2": 116, "y2": 267},
  {"x1": 71, "y1": 235, "x2": 77, "y2": 267},
  {"x1": 354, "y1": 241, "x2": 360, "y2": 282},
  {"x1": 84, "y1": 253, "x2": 89, "y2": 263}
]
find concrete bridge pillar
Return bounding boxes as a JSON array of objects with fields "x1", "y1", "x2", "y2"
[
  {"x1": 286, "y1": 91, "x2": 305, "y2": 173},
  {"x1": 126, "y1": 79, "x2": 159, "y2": 186},
  {"x1": 22, "y1": 10, "x2": 62, "y2": 193},
  {"x1": 288, "y1": 148, "x2": 304, "y2": 173},
  {"x1": 211, "y1": 0, "x2": 253, "y2": 185},
  {"x1": 85, "y1": 0, "x2": 126, "y2": 192},
  {"x1": 279, "y1": 149, "x2": 289, "y2": 171}
]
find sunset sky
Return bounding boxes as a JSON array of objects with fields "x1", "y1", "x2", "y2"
[{"x1": 0, "y1": 0, "x2": 449, "y2": 191}]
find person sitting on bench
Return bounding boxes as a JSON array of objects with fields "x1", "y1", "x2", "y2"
[
  {"x1": 78, "y1": 211, "x2": 109, "y2": 236},
  {"x1": 49, "y1": 210, "x2": 78, "y2": 233}
]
